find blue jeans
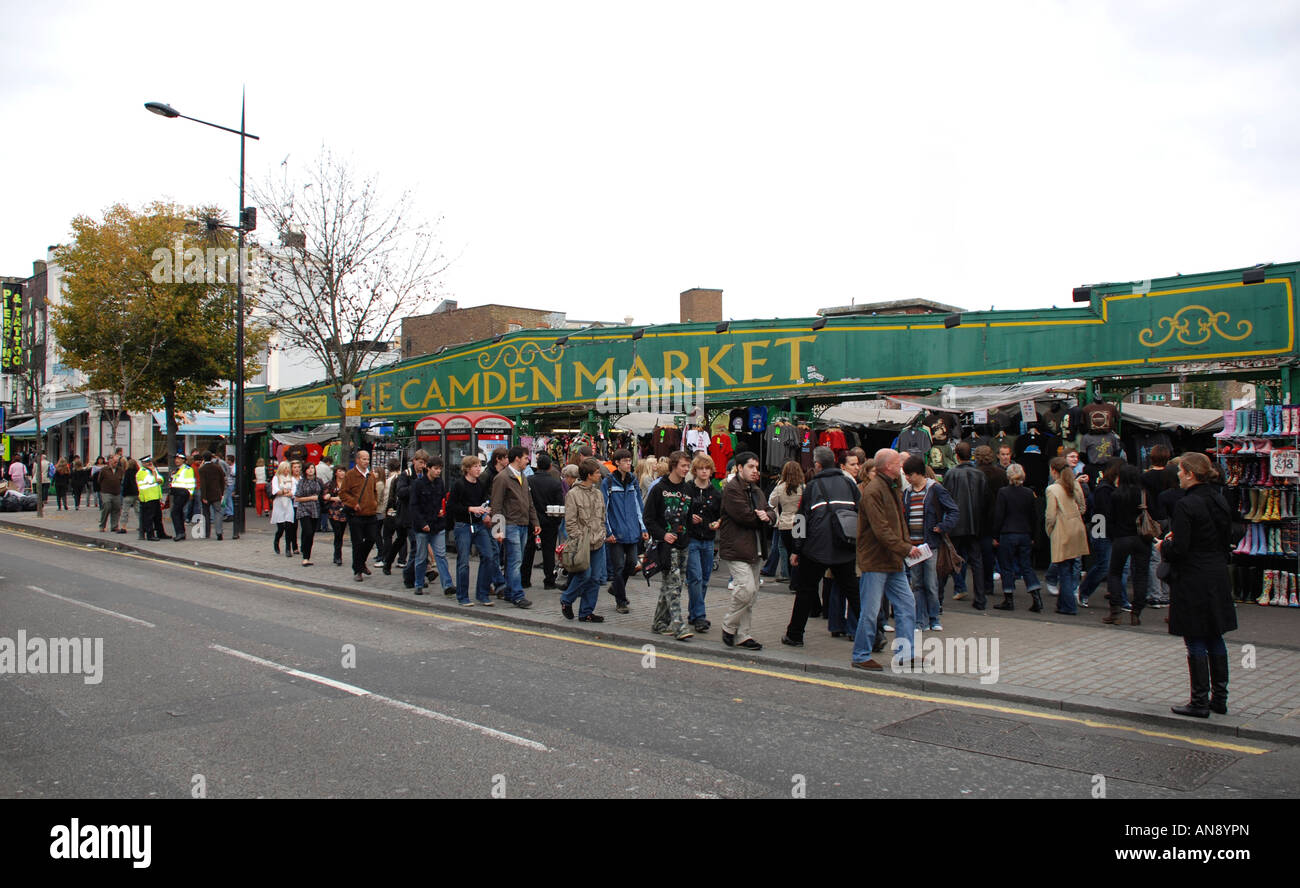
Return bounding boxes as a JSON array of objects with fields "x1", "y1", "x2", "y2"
[
  {"x1": 686, "y1": 538, "x2": 714, "y2": 623},
  {"x1": 412, "y1": 529, "x2": 452, "y2": 592},
  {"x1": 1078, "y1": 537, "x2": 1111, "y2": 603},
  {"x1": 562, "y1": 544, "x2": 605, "y2": 617},
  {"x1": 1185, "y1": 635, "x2": 1227, "y2": 658},
  {"x1": 997, "y1": 533, "x2": 1040, "y2": 593},
  {"x1": 454, "y1": 522, "x2": 496, "y2": 604},
  {"x1": 413, "y1": 530, "x2": 432, "y2": 589},
  {"x1": 760, "y1": 527, "x2": 784, "y2": 577},
  {"x1": 503, "y1": 524, "x2": 528, "y2": 601},
  {"x1": 1055, "y1": 558, "x2": 1080, "y2": 614},
  {"x1": 853, "y1": 571, "x2": 916, "y2": 664},
  {"x1": 909, "y1": 554, "x2": 941, "y2": 628}
]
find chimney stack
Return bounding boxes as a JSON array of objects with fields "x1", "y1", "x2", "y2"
[{"x1": 680, "y1": 287, "x2": 722, "y2": 324}]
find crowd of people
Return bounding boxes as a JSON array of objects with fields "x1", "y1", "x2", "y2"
[{"x1": 3, "y1": 431, "x2": 1240, "y2": 721}]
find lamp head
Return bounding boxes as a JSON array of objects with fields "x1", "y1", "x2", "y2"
[{"x1": 144, "y1": 101, "x2": 180, "y2": 118}]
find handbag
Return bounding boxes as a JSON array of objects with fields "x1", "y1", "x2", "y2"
[
  {"x1": 1137, "y1": 491, "x2": 1160, "y2": 543},
  {"x1": 936, "y1": 532, "x2": 964, "y2": 581},
  {"x1": 560, "y1": 533, "x2": 591, "y2": 573}
]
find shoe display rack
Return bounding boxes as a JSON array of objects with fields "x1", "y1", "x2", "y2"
[{"x1": 1214, "y1": 405, "x2": 1300, "y2": 609}]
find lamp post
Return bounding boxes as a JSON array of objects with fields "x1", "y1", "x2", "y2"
[{"x1": 144, "y1": 93, "x2": 259, "y2": 538}]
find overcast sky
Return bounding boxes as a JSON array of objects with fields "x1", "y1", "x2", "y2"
[{"x1": 2, "y1": 0, "x2": 1297, "y2": 326}]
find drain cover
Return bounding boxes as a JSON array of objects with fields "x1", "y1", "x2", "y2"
[{"x1": 876, "y1": 709, "x2": 1238, "y2": 790}]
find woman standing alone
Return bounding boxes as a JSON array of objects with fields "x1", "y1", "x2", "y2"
[{"x1": 1161, "y1": 452, "x2": 1236, "y2": 718}]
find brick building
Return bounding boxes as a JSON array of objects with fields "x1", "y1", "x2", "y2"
[{"x1": 401, "y1": 301, "x2": 624, "y2": 358}]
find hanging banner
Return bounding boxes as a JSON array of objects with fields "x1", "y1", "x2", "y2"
[
  {"x1": 1020, "y1": 400, "x2": 1038, "y2": 423},
  {"x1": 1, "y1": 282, "x2": 22, "y2": 371}
]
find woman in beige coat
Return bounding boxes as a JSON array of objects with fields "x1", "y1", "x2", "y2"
[{"x1": 1045, "y1": 456, "x2": 1090, "y2": 615}]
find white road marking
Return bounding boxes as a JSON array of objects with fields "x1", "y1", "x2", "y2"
[
  {"x1": 27, "y1": 585, "x2": 156, "y2": 628},
  {"x1": 209, "y1": 643, "x2": 550, "y2": 752}
]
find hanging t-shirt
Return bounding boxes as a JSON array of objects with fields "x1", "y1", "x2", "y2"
[
  {"x1": 896, "y1": 426, "x2": 932, "y2": 459},
  {"x1": 747, "y1": 406, "x2": 768, "y2": 433},
  {"x1": 684, "y1": 428, "x2": 710, "y2": 454},
  {"x1": 1080, "y1": 402, "x2": 1119, "y2": 434},
  {"x1": 708, "y1": 434, "x2": 734, "y2": 479},
  {"x1": 1014, "y1": 430, "x2": 1056, "y2": 491},
  {"x1": 1080, "y1": 431, "x2": 1123, "y2": 467},
  {"x1": 764, "y1": 424, "x2": 785, "y2": 470},
  {"x1": 729, "y1": 409, "x2": 748, "y2": 434},
  {"x1": 653, "y1": 427, "x2": 682, "y2": 457}
]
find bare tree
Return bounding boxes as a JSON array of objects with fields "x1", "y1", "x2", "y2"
[{"x1": 250, "y1": 150, "x2": 447, "y2": 454}]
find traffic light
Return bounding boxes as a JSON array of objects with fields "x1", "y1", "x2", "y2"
[{"x1": 240, "y1": 206, "x2": 257, "y2": 232}]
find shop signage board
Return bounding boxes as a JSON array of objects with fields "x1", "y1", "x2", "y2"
[
  {"x1": 247, "y1": 263, "x2": 1300, "y2": 428},
  {"x1": 1271, "y1": 450, "x2": 1299, "y2": 478},
  {"x1": 2, "y1": 282, "x2": 22, "y2": 372}
]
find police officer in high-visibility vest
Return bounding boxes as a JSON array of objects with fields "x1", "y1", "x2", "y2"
[
  {"x1": 136, "y1": 454, "x2": 164, "y2": 542},
  {"x1": 168, "y1": 452, "x2": 197, "y2": 542}
]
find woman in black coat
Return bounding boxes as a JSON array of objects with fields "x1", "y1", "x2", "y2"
[{"x1": 1159, "y1": 452, "x2": 1237, "y2": 718}]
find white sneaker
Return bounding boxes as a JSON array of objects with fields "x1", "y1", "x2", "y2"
[
  {"x1": 758, "y1": 577, "x2": 765, "y2": 586},
  {"x1": 727, "y1": 580, "x2": 735, "y2": 591},
  {"x1": 883, "y1": 623, "x2": 895, "y2": 632},
  {"x1": 1046, "y1": 582, "x2": 1060, "y2": 596}
]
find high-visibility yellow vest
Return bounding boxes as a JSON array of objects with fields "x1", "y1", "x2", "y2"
[
  {"x1": 137, "y1": 468, "x2": 162, "y2": 502},
  {"x1": 171, "y1": 464, "x2": 196, "y2": 493}
]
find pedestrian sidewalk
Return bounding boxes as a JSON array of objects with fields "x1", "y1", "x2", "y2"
[{"x1": 4, "y1": 507, "x2": 1299, "y2": 746}]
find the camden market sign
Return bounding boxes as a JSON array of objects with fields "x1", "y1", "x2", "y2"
[{"x1": 247, "y1": 262, "x2": 1298, "y2": 427}]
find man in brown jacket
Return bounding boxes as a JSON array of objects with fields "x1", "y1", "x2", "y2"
[
  {"x1": 97, "y1": 453, "x2": 125, "y2": 533},
  {"x1": 490, "y1": 445, "x2": 540, "y2": 607},
  {"x1": 851, "y1": 448, "x2": 921, "y2": 671},
  {"x1": 717, "y1": 451, "x2": 770, "y2": 650},
  {"x1": 339, "y1": 449, "x2": 381, "y2": 581},
  {"x1": 560, "y1": 458, "x2": 607, "y2": 621},
  {"x1": 197, "y1": 452, "x2": 228, "y2": 540}
]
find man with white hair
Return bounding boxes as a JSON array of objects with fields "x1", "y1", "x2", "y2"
[{"x1": 851, "y1": 448, "x2": 919, "y2": 671}]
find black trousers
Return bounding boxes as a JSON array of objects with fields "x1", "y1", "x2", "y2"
[
  {"x1": 333, "y1": 519, "x2": 348, "y2": 562},
  {"x1": 275, "y1": 521, "x2": 298, "y2": 554},
  {"x1": 787, "y1": 555, "x2": 859, "y2": 643},
  {"x1": 382, "y1": 520, "x2": 408, "y2": 569},
  {"x1": 349, "y1": 514, "x2": 380, "y2": 574},
  {"x1": 603, "y1": 540, "x2": 638, "y2": 603},
  {"x1": 170, "y1": 490, "x2": 190, "y2": 539},
  {"x1": 1109, "y1": 535, "x2": 1151, "y2": 614},
  {"x1": 522, "y1": 521, "x2": 559, "y2": 588},
  {"x1": 382, "y1": 515, "x2": 407, "y2": 568},
  {"x1": 299, "y1": 516, "x2": 317, "y2": 560},
  {"x1": 140, "y1": 500, "x2": 162, "y2": 539}
]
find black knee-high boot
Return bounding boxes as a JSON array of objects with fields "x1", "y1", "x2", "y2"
[
  {"x1": 1171, "y1": 656, "x2": 1211, "y2": 718},
  {"x1": 1208, "y1": 653, "x2": 1229, "y2": 715}
]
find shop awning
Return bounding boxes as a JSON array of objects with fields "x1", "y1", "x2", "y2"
[
  {"x1": 818, "y1": 406, "x2": 921, "y2": 429},
  {"x1": 1118, "y1": 402, "x2": 1224, "y2": 433},
  {"x1": 609, "y1": 413, "x2": 682, "y2": 435},
  {"x1": 152, "y1": 410, "x2": 231, "y2": 435},
  {"x1": 271, "y1": 424, "x2": 340, "y2": 446},
  {"x1": 5, "y1": 407, "x2": 86, "y2": 436},
  {"x1": 887, "y1": 380, "x2": 1085, "y2": 412}
]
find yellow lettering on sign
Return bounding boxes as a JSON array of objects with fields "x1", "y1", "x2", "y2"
[
  {"x1": 628, "y1": 355, "x2": 654, "y2": 385},
  {"x1": 532, "y1": 365, "x2": 562, "y2": 402},
  {"x1": 662, "y1": 350, "x2": 689, "y2": 382},
  {"x1": 774, "y1": 335, "x2": 817, "y2": 381},
  {"x1": 400, "y1": 378, "x2": 421, "y2": 409},
  {"x1": 377, "y1": 381, "x2": 392, "y2": 411},
  {"x1": 357, "y1": 383, "x2": 375, "y2": 413},
  {"x1": 742, "y1": 339, "x2": 772, "y2": 384},
  {"x1": 699, "y1": 345, "x2": 737, "y2": 387},
  {"x1": 574, "y1": 358, "x2": 615, "y2": 398},
  {"x1": 509, "y1": 367, "x2": 527, "y2": 403},
  {"x1": 450, "y1": 374, "x2": 479, "y2": 406},
  {"x1": 422, "y1": 378, "x2": 446, "y2": 409},
  {"x1": 483, "y1": 372, "x2": 507, "y2": 405}
]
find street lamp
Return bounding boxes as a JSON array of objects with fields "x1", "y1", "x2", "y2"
[{"x1": 144, "y1": 91, "x2": 259, "y2": 538}]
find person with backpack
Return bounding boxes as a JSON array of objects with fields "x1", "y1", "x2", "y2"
[{"x1": 783, "y1": 446, "x2": 860, "y2": 647}]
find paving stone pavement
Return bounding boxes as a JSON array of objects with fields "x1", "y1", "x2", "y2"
[{"x1": 5, "y1": 506, "x2": 1299, "y2": 738}]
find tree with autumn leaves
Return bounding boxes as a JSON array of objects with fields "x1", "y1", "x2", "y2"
[{"x1": 51, "y1": 202, "x2": 268, "y2": 463}]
